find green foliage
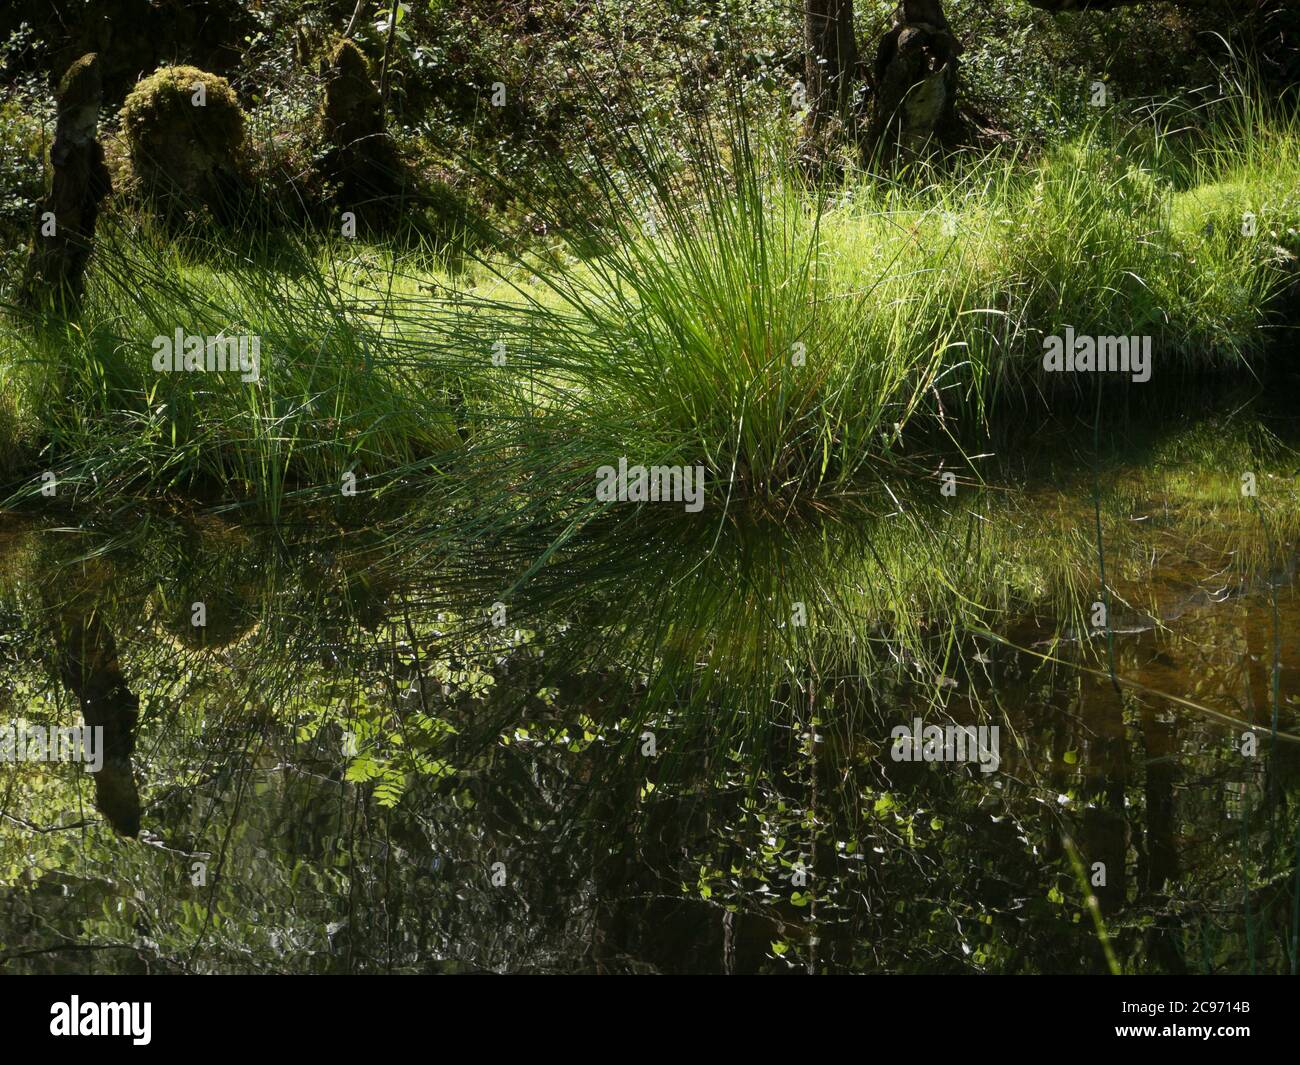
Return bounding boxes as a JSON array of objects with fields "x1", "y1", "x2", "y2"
[{"x1": 0, "y1": 76, "x2": 52, "y2": 295}]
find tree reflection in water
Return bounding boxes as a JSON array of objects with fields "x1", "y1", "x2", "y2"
[{"x1": 1, "y1": 428, "x2": 1299, "y2": 974}]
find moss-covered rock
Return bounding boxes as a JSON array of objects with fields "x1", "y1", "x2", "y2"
[{"x1": 120, "y1": 65, "x2": 246, "y2": 220}]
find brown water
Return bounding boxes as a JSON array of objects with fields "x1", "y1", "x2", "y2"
[{"x1": 1, "y1": 425, "x2": 1298, "y2": 974}]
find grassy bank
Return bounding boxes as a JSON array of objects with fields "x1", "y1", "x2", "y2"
[{"x1": 1, "y1": 90, "x2": 1297, "y2": 520}]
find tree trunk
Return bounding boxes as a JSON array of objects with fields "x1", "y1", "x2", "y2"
[
  {"x1": 21, "y1": 53, "x2": 111, "y2": 312},
  {"x1": 52, "y1": 605, "x2": 142, "y2": 837},
  {"x1": 866, "y1": 1, "x2": 962, "y2": 164},
  {"x1": 803, "y1": 0, "x2": 860, "y2": 137}
]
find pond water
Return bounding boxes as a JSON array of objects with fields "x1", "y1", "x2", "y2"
[{"x1": 1, "y1": 408, "x2": 1298, "y2": 974}]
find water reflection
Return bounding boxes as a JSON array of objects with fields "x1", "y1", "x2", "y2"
[{"x1": 1, "y1": 415, "x2": 1299, "y2": 973}]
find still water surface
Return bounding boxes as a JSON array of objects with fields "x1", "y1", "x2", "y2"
[{"x1": 1, "y1": 415, "x2": 1298, "y2": 974}]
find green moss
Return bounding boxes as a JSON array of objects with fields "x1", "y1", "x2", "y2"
[
  {"x1": 122, "y1": 65, "x2": 244, "y2": 153},
  {"x1": 320, "y1": 38, "x2": 384, "y2": 146},
  {"x1": 316, "y1": 38, "x2": 404, "y2": 226},
  {"x1": 329, "y1": 38, "x2": 372, "y2": 83},
  {"x1": 56, "y1": 53, "x2": 103, "y2": 113},
  {"x1": 119, "y1": 65, "x2": 246, "y2": 215}
]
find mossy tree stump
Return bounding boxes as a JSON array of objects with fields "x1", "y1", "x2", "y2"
[
  {"x1": 867, "y1": 1, "x2": 963, "y2": 164},
  {"x1": 120, "y1": 65, "x2": 246, "y2": 221},
  {"x1": 21, "y1": 53, "x2": 112, "y2": 312},
  {"x1": 319, "y1": 39, "x2": 405, "y2": 229}
]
